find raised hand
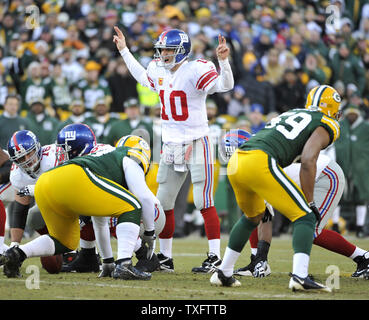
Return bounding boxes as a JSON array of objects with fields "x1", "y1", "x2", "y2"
[
  {"x1": 216, "y1": 34, "x2": 230, "y2": 61},
  {"x1": 113, "y1": 26, "x2": 127, "y2": 51}
]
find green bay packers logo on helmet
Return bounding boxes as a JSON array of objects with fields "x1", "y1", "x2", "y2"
[
  {"x1": 333, "y1": 92, "x2": 341, "y2": 103},
  {"x1": 116, "y1": 135, "x2": 151, "y2": 175},
  {"x1": 305, "y1": 85, "x2": 342, "y2": 120}
]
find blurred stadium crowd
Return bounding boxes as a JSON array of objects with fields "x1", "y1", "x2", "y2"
[{"x1": 0, "y1": 0, "x2": 369, "y2": 236}]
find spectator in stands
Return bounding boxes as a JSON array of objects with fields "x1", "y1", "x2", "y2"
[
  {"x1": 107, "y1": 59, "x2": 138, "y2": 113},
  {"x1": 84, "y1": 98, "x2": 119, "y2": 143},
  {"x1": 240, "y1": 60, "x2": 275, "y2": 116},
  {"x1": 329, "y1": 42, "x2": 366, "y2": 96},
  {"x1": 104, "y1": 98, "x2": 152, "y2": 147},
  {"x1": 0, "y1": 94, "x2": 29, "y2": 149},
  {"x1": 248, "y1": 103, "x2": 266, "y2": 134},
  {"x1": 25, "y1": 99, "x2": 60, "y2": 146},
  {"x1": 334, "y1": 104, "x2": 369, "y2": 238},
  {"x1": 275, "y1": 69, "x2": 306, "y2": 113}
]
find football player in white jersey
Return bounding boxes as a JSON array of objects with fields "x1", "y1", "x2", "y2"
[
  {"x1": 6, "y1": 130, "x2": 64, "y2": 247},
  {"x1": 113, "y1": 26, "x2": 234, "y2": 272}
]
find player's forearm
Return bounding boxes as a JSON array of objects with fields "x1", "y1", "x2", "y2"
[
  {"x1": 123, "y1": 157, "x2": 155, "y2": 231},
  {"x1": 119, "y1": 47, "x2": 150, "y2": 87},
  {"x1": 299, "y1": 161, "x2": 316, "y2": 203},
  {"x1": 211, "y1": 58, "x2": 234, "y2": 92}
]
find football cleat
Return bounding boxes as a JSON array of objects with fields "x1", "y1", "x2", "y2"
[
  {"x1": 352, "y1": 252, "x2": 369, "y2": 278},
  {"x1": 134, "y1": 244, "x2": 160, "y2": 273},
  {"x1": 192, "y1": 253, "x2": 221, "y2": 273},
  {"x1": 98, "y1": 262, "x2": 115, "y2": 278},
  {"x1": 289, "y1": 273, "x2": 331, "y2": 292},
  {"x1": 112, "y1": 259, "x2": 151, "y2": 280},
  {"x1": 234, "y1": 254, "x2": 256, "y2": 276},
  {"x1": 253, "y1": 260, "x2": 271, "y2": 278},
  {"x1": 157, "y1": 253, "x2": 174, "y2": 272},
  {"x1": 61, "y1": 249, "x2": 100, "y2": 273},
  {"x1": 1, "y1": 246, "x2": 26, "y2": 278},
  {"x1": 210, "y1": 270, "x2": 241, "y2": 287},
  {"x1": 62, "y1": 251, "x2": 77, "y2": 265}
]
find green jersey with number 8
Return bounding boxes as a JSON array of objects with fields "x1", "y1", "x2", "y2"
[{"x1": 240, "y1": 109, "x2": 340, "y2": 168}]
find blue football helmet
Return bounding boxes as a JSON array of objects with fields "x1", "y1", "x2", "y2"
[
  {"x1": 154, "y1": 29, "x2": 191, "y2": 69},
  {"x1": 219, "y1": 129, "x2": 252, "y2": 163},
  {"x1": 7, "y1": 130, "x2": 42, "y2": 177},
  {"x1": 56, "y1": 123, "x2": 97, "y2": 161}
]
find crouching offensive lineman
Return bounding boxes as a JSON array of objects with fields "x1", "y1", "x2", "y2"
[{"x1": 0, "y1": 134, "x2": 155, "y2": 280}]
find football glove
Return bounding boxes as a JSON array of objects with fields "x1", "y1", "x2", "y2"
[
  {"x1": 17, "y1": 185, "x2": 35, "y2": 197},
  {"x1": 309, "y1": 201, "x2": 321, "y2": 225},
  {"x1": 141, "y1": 230, "x2": 156, "y2": 259},
  {"x1": 98, "y1": 262, "x2": 115, "y2": 278}
]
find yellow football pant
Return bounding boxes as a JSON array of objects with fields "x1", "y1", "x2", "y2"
[
  {"x1": 34, "y1": 164, "x2": 141, "y2": 250},
  {"x1": 146, "y1": 162, "x2": 159, "y2": 195},
  {"x1": 227, "y1": 149, "x2": 310, "y2": 222}
]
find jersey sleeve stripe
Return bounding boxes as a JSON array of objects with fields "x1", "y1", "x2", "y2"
[
  {"x1": 196, "y1": 70, "x2": 215, "y2": 88},
  {"x1": 147, "y1": 75, "x2": 155, "y2": 89},
  {"x1": 197, "y1": 71, "x2": 218, "y2": 90},
  {"x1": 202, "y1": 74, "x2": 219, "y2": 90},
  {"x1": 321, "y1": 116, "x2": 340, "y2": 141}
]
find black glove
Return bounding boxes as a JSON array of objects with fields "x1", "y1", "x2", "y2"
[
  {"x1": 142, "y1": 230, "x2": 156, "y2": 259},
  {"x1": 309, "y1": 201, "x2": 321, "y2": 225}
]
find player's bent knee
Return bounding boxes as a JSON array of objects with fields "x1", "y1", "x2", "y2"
[
  {"x1": 50, "y1": 236, "x2": 75, "y2": 255},
  {"x1": 117, "y1": 208, "x2": 142, "y2": 226},
  {"x1": 293, "y1": 210, "x2": 316, "y2": 228}
]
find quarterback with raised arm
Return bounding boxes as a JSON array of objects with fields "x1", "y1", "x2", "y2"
[{"x1": 114, "y1": 26, "x2": 234, "y2": 272}]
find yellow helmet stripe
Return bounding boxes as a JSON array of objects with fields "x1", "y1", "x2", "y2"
[{"x1": 321, "y1": 115, "x2": 340, "y2": 141}]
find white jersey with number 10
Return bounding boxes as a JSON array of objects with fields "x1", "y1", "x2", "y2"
[{"x1": 146, "y1": 59, "x2": 219, "y2": 144}]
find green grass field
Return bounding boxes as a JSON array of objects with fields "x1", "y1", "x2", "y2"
[{"x1": 1, "y1": 233, "x2": 369, "y2": 301}]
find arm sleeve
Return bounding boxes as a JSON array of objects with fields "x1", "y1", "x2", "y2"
[
  {"x1": 123, "y1": 156, "x2": 156, "y2": 231},
  {"x1": 208, "y1": 58, "x2": 234, "y2": 94},
  {"x1": 119, "y1": 47, "x2": 155, "y2": 91}
]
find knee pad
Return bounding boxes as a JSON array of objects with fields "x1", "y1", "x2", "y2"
[{"x1": 26, "y1": 205, "x2": 46, "y2": 231}]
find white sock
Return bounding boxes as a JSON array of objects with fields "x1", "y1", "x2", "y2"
[
  {"x1": 159, "y1": 238, "x2": 172, "y2": 258},
  {"x1": 251, "y1": 248, "x2": 258, "y2": 256},
  {"x1": 219, "y1": 247, "x2": 241, "y2": 277},
  {"x1": 80, "y1": 239, "x2": 96, "y2": 249},
  {"x1": 19, "y1": 235, "x2": 55, "y2": 258},
  {"x1": 134, "y1": 237, "x2": 142, "y2": 252},
  {"x1": 92, "y1": 216, "x2": 113, "y2": 259},
  {"x1": 349, "y1": 247, "x2": 367, "y2": 260},
  {"x1": 0, "y1": 236, "x2": 4, "y2": 248},
  {"x1": 116, "y1": 222, "x2": 140, "y2": 261},
  {"x1": 292, "y1": 252, "x2": 310, "y2": 278},
  {"x1": 208, "y1": 239, "x2": 220, "y2": 258},
  {"x1": 332, "y1": 206, "x2": 340, "y2": 224},
  {"x1": 356, "y1": 205, "x2": 367, "y2": 226}
]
